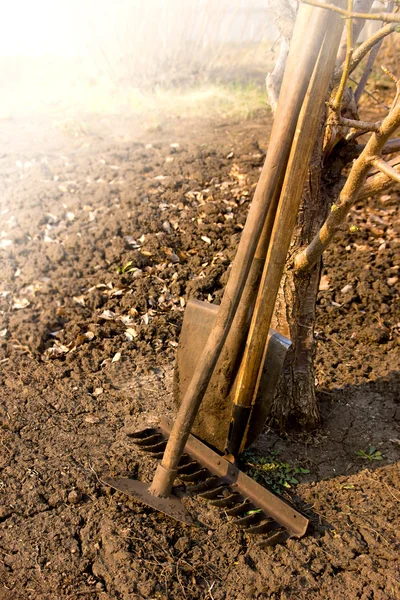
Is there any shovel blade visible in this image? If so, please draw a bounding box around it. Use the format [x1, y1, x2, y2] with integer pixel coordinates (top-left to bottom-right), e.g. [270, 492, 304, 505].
[174, 299, 290, 452]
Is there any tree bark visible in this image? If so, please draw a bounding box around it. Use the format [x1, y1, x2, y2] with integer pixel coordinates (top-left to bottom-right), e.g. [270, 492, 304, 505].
[269, 112, 343, 429]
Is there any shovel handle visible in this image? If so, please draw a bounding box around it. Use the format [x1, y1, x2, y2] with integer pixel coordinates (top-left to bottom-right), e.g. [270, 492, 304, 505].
[227, 4, 346, 457]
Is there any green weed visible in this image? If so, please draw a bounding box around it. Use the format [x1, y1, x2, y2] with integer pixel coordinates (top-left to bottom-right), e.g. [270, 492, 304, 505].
[356, 446, 383, 461]
[242, 449, 310, 495]
[117, 261, 136, 274]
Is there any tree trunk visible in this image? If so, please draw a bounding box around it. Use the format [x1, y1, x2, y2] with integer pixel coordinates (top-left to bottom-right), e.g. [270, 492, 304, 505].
[269, 116, 340, 430]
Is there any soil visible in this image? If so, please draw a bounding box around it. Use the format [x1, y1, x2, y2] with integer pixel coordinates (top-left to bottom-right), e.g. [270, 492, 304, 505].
[0, 108, 399, 600]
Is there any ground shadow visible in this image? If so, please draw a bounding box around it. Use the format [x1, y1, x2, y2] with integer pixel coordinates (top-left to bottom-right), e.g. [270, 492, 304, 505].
[252, 370, 400, 482]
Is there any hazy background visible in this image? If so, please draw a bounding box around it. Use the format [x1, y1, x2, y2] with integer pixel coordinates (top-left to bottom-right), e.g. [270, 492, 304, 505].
[1, 0, 279, 120]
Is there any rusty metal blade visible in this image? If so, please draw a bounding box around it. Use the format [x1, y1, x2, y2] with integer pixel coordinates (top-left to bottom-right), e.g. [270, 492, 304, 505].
[103, 477, 194, 526]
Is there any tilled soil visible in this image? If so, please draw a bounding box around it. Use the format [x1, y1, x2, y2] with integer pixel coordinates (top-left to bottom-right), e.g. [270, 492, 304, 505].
[0, 111, 399, 599]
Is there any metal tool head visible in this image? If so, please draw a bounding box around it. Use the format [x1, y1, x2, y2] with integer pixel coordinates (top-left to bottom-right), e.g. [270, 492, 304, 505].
[103, 477, 194, 526]
[125, 418, 309, 545]
[174, 299, 291, 452]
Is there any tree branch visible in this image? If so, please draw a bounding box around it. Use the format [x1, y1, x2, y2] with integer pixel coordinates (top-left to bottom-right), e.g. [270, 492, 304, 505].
[300, 0, 400, 22]
[358, 156, 400, 199]
[381, 137, 400, 154]
[266, 0, 297, 113]
[350, 23, 398, 77]
[370, 156, 400, 183]
[267, 0, 296, 39]
[354, 40, 382, 102]
[336, 0, 375, 63]
[332, 0, 354, 111]
[266, 38, 289, 114]
[294, 101, 400, 272]
[339, 116, 381, 131]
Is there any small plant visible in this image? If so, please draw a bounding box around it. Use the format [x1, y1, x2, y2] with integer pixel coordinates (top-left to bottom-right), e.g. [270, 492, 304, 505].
[356, 446, 383, 461]
[117, 261, 135, 274]
[242, 449, 310, 495]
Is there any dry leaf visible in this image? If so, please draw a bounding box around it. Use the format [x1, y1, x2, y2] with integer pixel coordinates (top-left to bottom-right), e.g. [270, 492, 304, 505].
[85, 414, 101, 423]
[45, 341, 70, 357]
[124, 236, 141, 248]
[99, 310, 116, 320]
[340, 284, 352, 294]
[73, 295, 86, 306]
[125, 328, 138, 341]
[319, 275, 331, 291]
[12, 297, 30, 310]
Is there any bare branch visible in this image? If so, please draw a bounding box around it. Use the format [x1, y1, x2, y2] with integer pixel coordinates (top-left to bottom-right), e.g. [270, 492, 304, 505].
[354, 40, 382, 102]
[300, 0, 400, 22]
[294, 101, 400, 272]
[370, 156, 400, 182]
[351, 23, 398, 75]
[336, 0, 375, 63]
[267, 0, 296, 39]
[342, 138, 400, 163]
[339, 116, 381, 131]
[332, 0, 354, 111]
[266, 1, 297, 113]
[266, 38, 289, 114]
[349, 75, 390, 109]
[353, 1, 395, 102]
[381, 137, 400, 154]
[359, 156, 400, 199]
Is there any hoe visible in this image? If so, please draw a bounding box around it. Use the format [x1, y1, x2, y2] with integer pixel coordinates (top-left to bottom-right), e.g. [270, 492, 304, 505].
[104, 2, 345, 546]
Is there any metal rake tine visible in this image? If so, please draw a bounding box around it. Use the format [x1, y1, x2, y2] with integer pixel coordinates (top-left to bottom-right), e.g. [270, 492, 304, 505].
[233, 511, 265, 528]
[127, 428, 158, 440]
[210, 492, 243, 508]
[186, 476, 221, 494]
[177, 454, 193, 467]
[177, 460, 202, 475]
[131, 434, 164, 447]
[139, 441, 167, 454]
[244, 519, 279, 535]
[255, 530, 292, 547]
[199, 485, 231, 500]
[225, 500, 255, 516]
[179, 468, 210, 483]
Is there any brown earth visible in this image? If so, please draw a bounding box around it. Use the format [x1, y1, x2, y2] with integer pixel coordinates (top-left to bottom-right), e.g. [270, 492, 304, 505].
[0, 109, 399, 600]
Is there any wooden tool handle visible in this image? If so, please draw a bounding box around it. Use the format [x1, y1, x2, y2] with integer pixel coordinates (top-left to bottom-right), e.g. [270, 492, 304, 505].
[227, 4, 346, 457]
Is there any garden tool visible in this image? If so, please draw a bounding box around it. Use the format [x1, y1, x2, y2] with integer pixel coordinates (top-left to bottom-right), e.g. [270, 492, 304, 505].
[103, 0, 345, 544]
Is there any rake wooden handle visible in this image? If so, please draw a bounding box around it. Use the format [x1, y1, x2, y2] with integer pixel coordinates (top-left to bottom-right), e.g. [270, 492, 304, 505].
[149, 1, 334, 499]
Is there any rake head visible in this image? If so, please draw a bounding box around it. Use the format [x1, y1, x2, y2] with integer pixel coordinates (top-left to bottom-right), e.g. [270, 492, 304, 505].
[105, 418, 308, 547]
